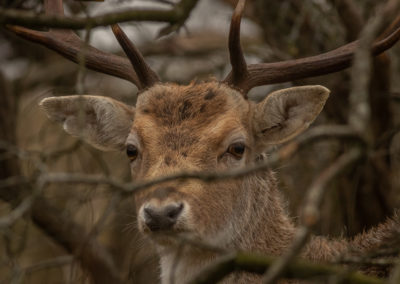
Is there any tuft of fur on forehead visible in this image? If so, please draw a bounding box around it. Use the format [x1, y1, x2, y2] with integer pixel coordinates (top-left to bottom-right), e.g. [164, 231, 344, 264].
[135, 81, 246, 128]
[130, 81, 250, 176]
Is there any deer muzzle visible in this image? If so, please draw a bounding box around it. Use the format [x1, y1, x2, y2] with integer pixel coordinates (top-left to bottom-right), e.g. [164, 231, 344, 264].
[143, 202, 184, 232]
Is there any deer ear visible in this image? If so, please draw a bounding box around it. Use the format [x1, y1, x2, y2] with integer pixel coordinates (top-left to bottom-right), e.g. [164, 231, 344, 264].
[253, 86, 329, 147]
[40, 95, 135, 151]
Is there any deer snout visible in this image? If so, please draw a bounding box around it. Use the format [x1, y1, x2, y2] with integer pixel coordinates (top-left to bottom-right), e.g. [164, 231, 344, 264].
[143, 203, 184, 232]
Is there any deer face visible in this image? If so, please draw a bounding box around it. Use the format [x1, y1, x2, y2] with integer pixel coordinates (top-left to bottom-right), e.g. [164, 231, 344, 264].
[40, 81, 329, 246]
[131, 82, 251, 244]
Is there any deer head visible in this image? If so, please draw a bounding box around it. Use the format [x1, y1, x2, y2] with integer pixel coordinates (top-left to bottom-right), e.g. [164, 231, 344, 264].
[10, 0, 400, 248]
[40, 80, 329, 246]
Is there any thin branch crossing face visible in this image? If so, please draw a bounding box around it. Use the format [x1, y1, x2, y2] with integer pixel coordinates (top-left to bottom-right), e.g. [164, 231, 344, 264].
[9, 0, 400, 283]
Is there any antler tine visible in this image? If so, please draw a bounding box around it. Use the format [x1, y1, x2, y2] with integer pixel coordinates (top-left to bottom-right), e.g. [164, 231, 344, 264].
[243, 25, 400, 93]
[7, 0, 142, 87]
[226, 0, 248, 90]
[379, 14, 400, 39]
[223, 11, 400, 94]
[111, 24, 160, 90]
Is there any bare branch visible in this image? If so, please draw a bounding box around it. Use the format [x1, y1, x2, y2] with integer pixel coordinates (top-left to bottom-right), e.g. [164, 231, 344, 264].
[37, 125, 363, 196]
[349, 0, 400, 134]
[0, 72, 122, 284]
[6, 0, 199, 86]
[262, 148, 363, 284]
[189, 251, 384, 284]
[0, 194, 35, 229]
[30, 197, 122, 284]
[339, 255, 398, 267]
[331, 0, 363, 40]
[302, 148, 363, 227]
[23, 255, 74, 275]
[0, 176, 29, 190]
[1, 0, 200, 29]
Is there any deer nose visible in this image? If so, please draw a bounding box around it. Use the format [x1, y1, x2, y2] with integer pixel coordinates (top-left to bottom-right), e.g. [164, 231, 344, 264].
[144, 203, 184, 232]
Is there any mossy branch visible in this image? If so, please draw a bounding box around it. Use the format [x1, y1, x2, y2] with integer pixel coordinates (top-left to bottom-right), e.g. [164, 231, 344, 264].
[190, 252, 384, 284]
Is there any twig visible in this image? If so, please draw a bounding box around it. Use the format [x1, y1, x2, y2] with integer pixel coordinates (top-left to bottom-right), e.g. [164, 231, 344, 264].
[349, 0, 400, 134]
[23, 255, 74, 274]
[42, 141, 82, 161]
[338, 255, 398, 267]
[0, 140, 48, 174]
[0, 124, 363, 283]
[331, 0, 363, 40]
[78, 192, 123, 254]
[262, 227, 310, 284]
[158, 233, 227, 254]
[262, 148, 363, 283]
[0, 0, 199, 29]
[0, 71, 120, 284]
[38, 125, 363, 194]
[76, 26, 91, 94]
[7, 255, 75, 284]
[302, 147, 363, 228]
[0, 195, 35, 229]
[0, 176, 29, 189]
[30, 197, 122, 284]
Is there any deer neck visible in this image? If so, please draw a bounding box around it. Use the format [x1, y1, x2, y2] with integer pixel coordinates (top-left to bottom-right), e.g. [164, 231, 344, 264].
[232, 170, 296, 254]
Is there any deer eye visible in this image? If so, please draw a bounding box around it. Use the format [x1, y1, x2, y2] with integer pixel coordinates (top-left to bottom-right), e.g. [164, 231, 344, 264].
[227, 142, 245, 159]
[126, 144, 139, 162]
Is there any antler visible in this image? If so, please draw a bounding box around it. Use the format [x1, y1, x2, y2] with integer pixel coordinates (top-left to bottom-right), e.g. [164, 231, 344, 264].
[224, 0, 400, 94]
[8, 0, 159, 90]
[227, 0, 248, 89]
[8, 0, 400, 94]
[111, 24, 160, 89]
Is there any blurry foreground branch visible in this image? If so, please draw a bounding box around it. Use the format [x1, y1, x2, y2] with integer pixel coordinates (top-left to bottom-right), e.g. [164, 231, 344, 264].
[262, 148, 363, 284]
[190, 251, 384, 284]
[349, 0, 400, 134]
[0, 123, 364, 283]
[1, 0, 199, 29]
[36, 125, 363, 195]
[0, 71, 122, 284]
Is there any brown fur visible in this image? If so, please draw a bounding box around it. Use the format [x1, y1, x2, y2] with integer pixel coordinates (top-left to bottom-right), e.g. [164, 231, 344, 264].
[40, 81, 399, 283]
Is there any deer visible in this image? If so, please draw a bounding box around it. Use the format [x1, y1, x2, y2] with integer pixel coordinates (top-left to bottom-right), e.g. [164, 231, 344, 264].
[8, 0, 400, 283]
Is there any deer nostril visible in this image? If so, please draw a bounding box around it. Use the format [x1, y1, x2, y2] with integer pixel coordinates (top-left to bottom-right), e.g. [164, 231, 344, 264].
[143, 203, 184, 232]
[166, 203, 184, 219]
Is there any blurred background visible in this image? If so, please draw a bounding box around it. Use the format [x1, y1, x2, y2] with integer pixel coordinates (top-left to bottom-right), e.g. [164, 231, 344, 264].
[0, 0, 400, 283]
